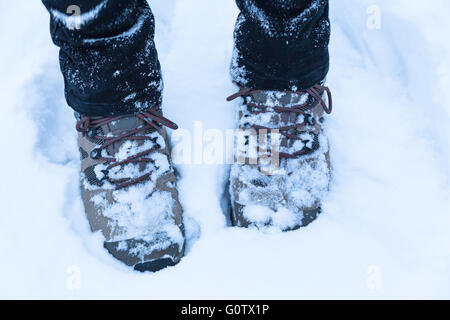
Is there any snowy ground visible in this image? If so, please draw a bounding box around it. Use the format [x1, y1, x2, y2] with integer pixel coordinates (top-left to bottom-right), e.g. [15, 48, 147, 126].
[1, 0, 449, 299]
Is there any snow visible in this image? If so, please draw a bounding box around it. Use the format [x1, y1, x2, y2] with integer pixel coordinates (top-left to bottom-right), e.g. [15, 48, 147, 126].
[0, 0, 449, 299]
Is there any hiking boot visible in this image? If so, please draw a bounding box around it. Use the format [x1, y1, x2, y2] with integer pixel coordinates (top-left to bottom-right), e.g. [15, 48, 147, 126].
[227, 84, 333, 231]
[75, 105, 185, 272]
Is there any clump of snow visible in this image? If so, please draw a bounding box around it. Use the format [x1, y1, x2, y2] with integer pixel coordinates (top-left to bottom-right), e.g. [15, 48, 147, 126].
[95, 188, 183, 249]
[244, 205, 302, 231]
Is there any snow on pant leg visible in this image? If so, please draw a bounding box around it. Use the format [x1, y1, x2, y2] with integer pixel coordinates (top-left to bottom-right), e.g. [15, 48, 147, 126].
[41, 0, 162, 116]
[232, 0, 330, 90]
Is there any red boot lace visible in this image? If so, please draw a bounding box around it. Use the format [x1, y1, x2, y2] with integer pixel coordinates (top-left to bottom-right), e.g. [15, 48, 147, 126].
[76, 105, 178, 190]
[227, 83, 332, 159]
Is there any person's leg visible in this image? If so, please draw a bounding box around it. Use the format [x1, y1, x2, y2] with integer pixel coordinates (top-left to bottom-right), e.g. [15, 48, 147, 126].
[42, 0, 162, 116]
[42, 0, 185, 272]
[232, 0, 330, 90]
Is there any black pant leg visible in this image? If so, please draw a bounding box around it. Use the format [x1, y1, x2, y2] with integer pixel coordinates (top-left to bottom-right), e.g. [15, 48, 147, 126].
[42, 0, 162, 116]
[232, 0, 330, 90]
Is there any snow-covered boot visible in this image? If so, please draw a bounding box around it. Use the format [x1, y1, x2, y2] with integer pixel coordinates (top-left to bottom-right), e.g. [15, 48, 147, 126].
[227, 84, 333, 231]
[75, 105, 185, 272]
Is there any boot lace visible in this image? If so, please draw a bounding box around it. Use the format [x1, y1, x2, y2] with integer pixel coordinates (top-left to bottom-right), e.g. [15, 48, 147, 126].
[76, 105, 178, 190]
[227, 83, 332, 159]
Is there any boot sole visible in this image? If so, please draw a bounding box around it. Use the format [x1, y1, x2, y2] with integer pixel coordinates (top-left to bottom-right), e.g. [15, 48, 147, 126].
[134, 258, 178, 273]
[104, 240, 184, 272]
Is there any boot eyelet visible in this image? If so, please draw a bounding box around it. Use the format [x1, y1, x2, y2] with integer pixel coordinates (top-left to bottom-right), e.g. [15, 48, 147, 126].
[307, 116, 316, 126]
[100, 169, 109, 181]
[87, 128, 97, 138]
[90, 149, 101, 160]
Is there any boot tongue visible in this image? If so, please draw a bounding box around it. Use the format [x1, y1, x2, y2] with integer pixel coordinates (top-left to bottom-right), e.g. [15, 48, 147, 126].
[247, 91, 311, 151]
[250, 91, 308, 108]
[248, 91, 308, 128]
[106, 117, 143, 135]
[101, 116, 148, 156]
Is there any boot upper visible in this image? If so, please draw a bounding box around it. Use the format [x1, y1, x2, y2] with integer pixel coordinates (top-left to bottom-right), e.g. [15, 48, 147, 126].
[76, 106, 184, 266]
[228, 84, 333, 231]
